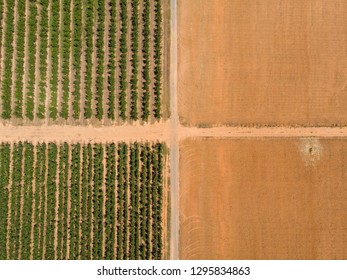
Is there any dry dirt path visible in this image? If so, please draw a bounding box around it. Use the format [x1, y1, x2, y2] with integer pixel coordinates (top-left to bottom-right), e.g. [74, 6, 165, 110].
[0, 122, 170, 143]
[169, 0, 179, 260]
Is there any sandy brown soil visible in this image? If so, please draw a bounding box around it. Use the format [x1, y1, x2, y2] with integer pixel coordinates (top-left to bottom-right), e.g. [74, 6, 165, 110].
[0, 121, 170, 143]
[179, 138, 347, 259]
[178, 0, 347, 127]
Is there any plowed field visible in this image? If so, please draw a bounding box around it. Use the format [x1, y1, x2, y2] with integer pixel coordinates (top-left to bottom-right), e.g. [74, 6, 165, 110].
[180, 138, 347, 259]
[178, 0, 347, 126]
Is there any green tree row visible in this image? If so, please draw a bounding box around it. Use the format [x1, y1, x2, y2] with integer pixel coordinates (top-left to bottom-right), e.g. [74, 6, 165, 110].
[1, 0, 15, 119]
[13, 0, 26, 118]
[57, 143, 69, 259]
[49, 0, 60, 120]
[130, 0, 139, 120]
[139, 145, 151, 259]
[93, 144, 104, 259]
[33, 143, 47, 260]
[141, 0, 151, 121]
[9, 143, 23, 259]
[69, 144, 81, 259]
[105, 143, 116, 259]
[83, 0, 94, 119]
[37, 0, 49, 119]
[153, 0, 163, 120]
[60, 0, 72, 120]
[81, 144, 93, 259]
[45, 143, 57, 259]
[21, 143, 34, 260]
[26, 2, 37, 120]
[129, 143, 140, 259]
[95, 0, 105, 120]
[72, 0, 83, 119]
[107, 0, 117, 120]
[119, 0, 128, 120]
[151, 143, 164, 259]
[0, 144, 11, 260]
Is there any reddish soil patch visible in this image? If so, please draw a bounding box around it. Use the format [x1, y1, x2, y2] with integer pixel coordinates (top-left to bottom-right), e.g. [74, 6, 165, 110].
[178, 0, 347, 127]
[179, 138, 347, 259]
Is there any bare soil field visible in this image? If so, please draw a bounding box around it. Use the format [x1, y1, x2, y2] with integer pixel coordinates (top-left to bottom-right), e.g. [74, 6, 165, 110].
[179, 138, 347, 259]
[178, 0, 347, 127]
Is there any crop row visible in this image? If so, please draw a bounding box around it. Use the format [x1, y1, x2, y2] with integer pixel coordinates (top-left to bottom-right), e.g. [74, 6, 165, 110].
[0, 0, 164, 123]
[0, 142, 166, 260]
[37, 1, 49, 119]
[26, 2, 37, 120]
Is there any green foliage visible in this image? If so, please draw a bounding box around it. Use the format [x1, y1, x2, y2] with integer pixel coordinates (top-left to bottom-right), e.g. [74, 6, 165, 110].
[129, 143, 140, 259]
[0, 144, 11, 260]
[116, 145, 124, 259]
[141, 0, 150, 121]
[105, 143, 116, 259]
[72, 0, 82, 119]
[84, 0, 94, 119]
[57, 143, 69, 259]
[21, 143, 34, 259]
[130, 0, 139, 120]
[151, 143, 164, 259]
[95, 0, 105, 120]
[13, 0, 26, 118]
[1, 0, 15, 119]
[26, 2, 37, 120]
[107, 0, 117, 120]
[81, 144, 93, 259]
[69, 144, 81, 259]
[119, 0, 128, 120]
[153, 0, 163, 120]
[45, 143, 57, 259]
[33, 143, 47, 260]
[0, 0, 163, 123]
[0, 141, 165, 260]
[60, 0, 71, 120]
[49, 0, 60, 120]
[139, 144, 151, 259]
[92, 144, 104, 259]
[37, 0, 49, 119]
[9, 143, 23, 259]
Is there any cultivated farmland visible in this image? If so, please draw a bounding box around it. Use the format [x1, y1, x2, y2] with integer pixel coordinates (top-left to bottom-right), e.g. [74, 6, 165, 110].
[179, 138, 347, 259]
[0, 141, 168, 260]
[178, 0, 347, 127]
[0, 0, 166, 125]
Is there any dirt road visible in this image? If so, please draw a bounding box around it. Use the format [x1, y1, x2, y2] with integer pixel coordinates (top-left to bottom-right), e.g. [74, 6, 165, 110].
[169, 0, 179, 260]
[0, 122, 170, 143]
